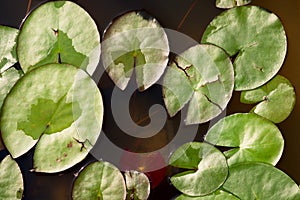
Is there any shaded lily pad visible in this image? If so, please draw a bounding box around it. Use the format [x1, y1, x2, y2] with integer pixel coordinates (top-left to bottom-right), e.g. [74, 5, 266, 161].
[223, 162, 300, 200]
[0, 25, 18, 73]
[216, 0, 251, 9]
[202, 6, 287, 91]
[163, 44, 234, 124]
[1, 64, 103, 173]
[72, 161, 126, 200]
[176, 190, 239, 200]
[240, 75, 296, 123]
[169, 142, 228, 197]
[125, 170, 150, 200]
[205, 113, 284, 166]
[0, 155, 24, 200]
[17, 1, 100, 75]
[102, 10, 169, 90]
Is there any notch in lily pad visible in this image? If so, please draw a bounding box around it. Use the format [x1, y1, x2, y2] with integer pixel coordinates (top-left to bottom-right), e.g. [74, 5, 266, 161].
[102, 10, 169, 91]
[125, 170, 150, 200]
[216, 0, 252, 9]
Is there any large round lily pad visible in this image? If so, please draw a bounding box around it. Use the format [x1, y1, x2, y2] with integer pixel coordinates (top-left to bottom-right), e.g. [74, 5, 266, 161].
[17, 1, 100, 75]
[205, 113, 284, 166]
[176, 190, 239, 200]
[163, 44, 234, 124]
[72, 161, 126, 200]
[1, 64, 103, 173]
[125, 170, 150, 200]
[216, 0, 251, 9]
[202, 6, 287, 91]
[102, 10, 169, 91]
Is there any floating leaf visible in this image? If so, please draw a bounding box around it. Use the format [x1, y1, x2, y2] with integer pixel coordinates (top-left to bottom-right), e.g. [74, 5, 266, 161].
[240, 75, 296, 123]
[1, 64, 103, 172]
[17, 1, 100, 75]
[125, 170, 150, 200]
[0, 25, 18, 73]
[223, 162, 300, 200]
[72, 161, 126, 200]
[169, 142, 228, 197]
[176, 190, 239, 200]
[0, 155, 24, 200]
[102, 10, 169, 90]
[163, 44, 234, 124]
[205, 113, 284, 166]
[202, 6, 287, 91]
[216, 0, 251, 9]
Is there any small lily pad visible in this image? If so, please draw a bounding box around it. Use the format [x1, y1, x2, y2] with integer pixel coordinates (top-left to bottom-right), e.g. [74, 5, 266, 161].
[125, 170, 150, 200]
[102, 10, 169, 90]
[223, 162, 300, 200]
[216, 0, 251, 9]
[0, 25, 18, 73]
[169, 142, 228, 197]
[202, 6, 287, 91]
[176, 190, 239, 200]
[17, 1, 100, 75]
[1, 64, 103, 173]
[205, 113, 284, 166]
[240, 75, 296, 123]
[72, 161, 126, 200]
[163, 44, 234, 124]
[0, 155, 24, 200]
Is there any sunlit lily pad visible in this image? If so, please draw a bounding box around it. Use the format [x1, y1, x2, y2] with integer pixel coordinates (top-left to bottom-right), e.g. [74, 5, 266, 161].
[163, 44, 234, 124]
[202, 6, 287, 91]
[125, 170, 150, 200]
[72, 161, 126, 200]
[240, 75, 296, 123]
[0, 25, 18, 73]
[223, 162, 300, 200]
[169, 142, 228, 196]
[1, 64, 103, 173]
[205, 113, 284, 166]
[102, 10, 169, 90]
[216, 0, 251, 9]
[17, 1, 100, 75]
[0, 155, 24, 200]
[176, 190, 239, 200]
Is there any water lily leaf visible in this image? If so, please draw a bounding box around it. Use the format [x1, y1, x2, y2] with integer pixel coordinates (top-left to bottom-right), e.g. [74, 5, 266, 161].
[163, 44, 234, 124]
[102, 11, 169, 91]
[72, 161, 126, 200]
[202, 6, 287, 91]
[0, 25, 18, 73]
[223, 162, 300, 200]
[125, 170, 150, 200]
[240, 75, 296, 123]
[1, 64, 103, 173]
[169, 142, 228, 197]
[205, 113, 284, 166]
[0, 155, 24, 200]
[176, 190, 239, 200]
[17, 1, 100, 75]
[216, 0, 251, 9]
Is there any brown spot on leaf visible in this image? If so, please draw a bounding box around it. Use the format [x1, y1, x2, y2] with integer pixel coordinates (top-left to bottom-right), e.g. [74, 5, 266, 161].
[56, 158, 61, 163]
[63, 153, 67, 157]
[67, 141, 73, 149]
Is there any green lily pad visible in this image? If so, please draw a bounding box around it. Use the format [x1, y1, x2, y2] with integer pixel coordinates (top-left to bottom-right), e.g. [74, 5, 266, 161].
[72, 161, 126, 200]
[102, 10, 169, 90]
[125, 170, 150, 200]
[0, 155, 24, 200]
[205, 113, 284, 166]
[1, 64, 103, 173]
[0, 25, 18, 73]
[17, 1, 100, 75]
[202, 6, 287, 91]
[223, 162, 300, 200]
[176, 190, 239, 200]
[216, 0, 251, 9]
[163, 44, 234, 124]
[240, 75, 296, 123]
[169, 142, 228, 197]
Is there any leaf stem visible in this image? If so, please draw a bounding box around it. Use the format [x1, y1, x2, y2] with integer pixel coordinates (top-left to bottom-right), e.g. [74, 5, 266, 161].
[26, 0, 32, 15]
[177, 0, 200, 30]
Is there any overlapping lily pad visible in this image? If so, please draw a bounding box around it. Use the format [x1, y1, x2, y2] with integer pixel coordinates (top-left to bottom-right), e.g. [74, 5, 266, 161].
[216, 0, 251, 9]
[176, 190, 239, 200]
[17, 1, 100, 75]
[125, 170, 150, 200]
[202, 6, 287, 91]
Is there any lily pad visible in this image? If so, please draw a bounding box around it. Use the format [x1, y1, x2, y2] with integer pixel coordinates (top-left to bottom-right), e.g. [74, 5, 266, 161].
[1, 64, 103, 173]
[176, 190, 239, 200]
[163, 44, 234, 124]
[169, 142, 228, 197]
[102, 10, 169, 90]
[0, 155, 24, 200]
[223, 162, 300, 200]
[216, 0, 251, 9]
[17, 1, 100, 75]
[125, 170, 150, 200]
[202, 6, 287, 91]
[240, 75, 296, 123]
[205, 113, 284, 166]
[72, 161, 126, 200]
[0, 25, 18, 73]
